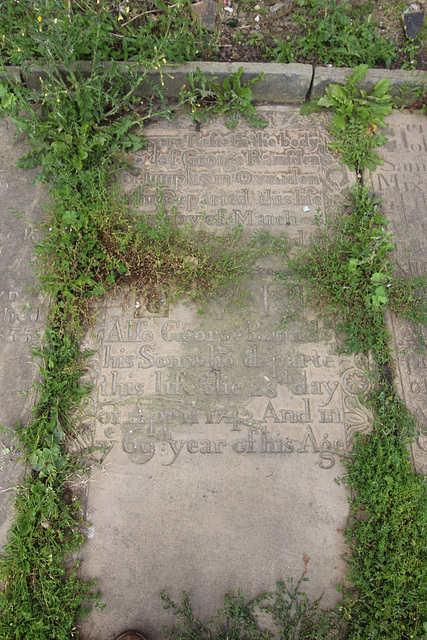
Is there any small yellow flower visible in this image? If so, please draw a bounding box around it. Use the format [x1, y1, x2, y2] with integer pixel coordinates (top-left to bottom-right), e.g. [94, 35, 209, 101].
[126, 5, 130, 12]
[39, 76, 44, 83]
[53, 18, 58, 24]
[118, 14, 123, 20]
[37, 16, 42, 22]
[21, 32, 25, 36]
[57, 98, 60, 102]
[17, 47, 21, 52]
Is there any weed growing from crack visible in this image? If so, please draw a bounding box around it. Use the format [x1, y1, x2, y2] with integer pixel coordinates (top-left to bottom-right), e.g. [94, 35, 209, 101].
[287, 180, 427, 362]
[1, 61, 147, 181]
[32, 167, 268, 333]
[0, 472, 103, 640]
[286, 185, 394, 364]
[301, 65, 392, 174]
[162, 570, 346, 640]
[179, 66, 268, 130]
[0, 328, 103, 640]
[409, 84, 427, 115]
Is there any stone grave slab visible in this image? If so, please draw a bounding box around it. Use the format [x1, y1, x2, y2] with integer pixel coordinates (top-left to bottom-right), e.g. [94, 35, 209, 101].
[79, 107, 373, 640]
[0, 119, 47, 551]
[372, 111, 427, 473]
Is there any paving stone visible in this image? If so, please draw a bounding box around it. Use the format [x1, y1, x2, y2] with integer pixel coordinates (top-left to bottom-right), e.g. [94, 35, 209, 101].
[78, 107, 372, 640]
[370, 110, 427, 473]
[17, 62, 427, 106]
[0, 119, 47, 551]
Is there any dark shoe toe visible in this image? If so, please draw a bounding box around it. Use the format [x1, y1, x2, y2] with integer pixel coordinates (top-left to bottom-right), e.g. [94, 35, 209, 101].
[113, 631, 147, 640]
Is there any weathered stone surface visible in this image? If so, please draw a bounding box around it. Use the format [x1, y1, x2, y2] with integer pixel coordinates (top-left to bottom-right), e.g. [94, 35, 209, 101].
[0, 71, 425, 640]
[372, 111, 427, 273]
[79, 108, 369, 640]
[120, 106, 352, 234]
[372, 111, 427, 472]
[0, 119, 47, 550]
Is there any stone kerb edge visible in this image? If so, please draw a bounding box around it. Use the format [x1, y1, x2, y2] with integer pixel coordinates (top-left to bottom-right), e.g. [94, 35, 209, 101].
[311, 66, 427, 106]
[5, 61, 427, 105]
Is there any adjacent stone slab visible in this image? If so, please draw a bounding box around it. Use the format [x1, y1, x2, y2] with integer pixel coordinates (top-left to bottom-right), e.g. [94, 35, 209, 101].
[0, 120, 47, 551]
[79, 108, 370, 640]
[372, 111, 427, 472]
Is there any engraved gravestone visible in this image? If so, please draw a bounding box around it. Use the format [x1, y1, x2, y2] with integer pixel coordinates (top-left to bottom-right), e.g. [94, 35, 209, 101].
[79, 107, 370, 640]
[371, 111, 427, 473]
[0, 119, 47, 549]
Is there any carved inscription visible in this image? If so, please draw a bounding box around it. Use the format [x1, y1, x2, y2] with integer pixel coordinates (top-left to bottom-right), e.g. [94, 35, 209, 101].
[121, 108, 350, 240]
[84, 289, 372, 471]
[0, 224, 44, 343]
[0, 287, 44, 343]
[373, 117, 427, 276]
